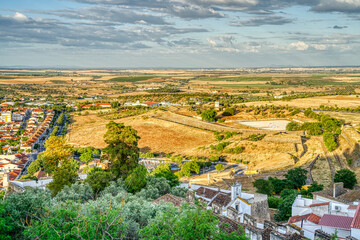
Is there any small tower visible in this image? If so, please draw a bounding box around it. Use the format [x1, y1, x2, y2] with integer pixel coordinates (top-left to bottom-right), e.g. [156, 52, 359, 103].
[3, 170, 9, 189]
[231, 181, 242, 200]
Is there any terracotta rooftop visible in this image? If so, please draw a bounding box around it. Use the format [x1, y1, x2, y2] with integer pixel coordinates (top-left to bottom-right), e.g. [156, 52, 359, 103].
[288, 214, 310, 224]
[309, 202, 329, 207]
[209, 193, 231, 208]
[196, 187, 219, 199]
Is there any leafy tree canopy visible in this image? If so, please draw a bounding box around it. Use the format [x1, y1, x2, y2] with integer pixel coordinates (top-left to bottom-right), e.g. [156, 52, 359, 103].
[334, 169, 357, 189]
[103, 121, 140, 178]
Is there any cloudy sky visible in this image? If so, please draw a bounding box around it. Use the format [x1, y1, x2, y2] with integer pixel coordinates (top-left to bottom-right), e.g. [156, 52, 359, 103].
[0, 0, 359, 68]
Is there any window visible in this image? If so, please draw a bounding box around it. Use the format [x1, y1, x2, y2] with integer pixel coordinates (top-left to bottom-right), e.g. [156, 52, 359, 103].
[235, 204, 239, 211]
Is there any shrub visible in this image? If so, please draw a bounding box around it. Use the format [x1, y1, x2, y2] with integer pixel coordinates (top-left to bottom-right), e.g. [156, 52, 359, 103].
[268, 196, 283, 209]
[201, 109, 217, 122]
[215, 164, 225, 172]
[334, 169, 357, 189]
[323, 132, 337, 151]
[247, 134, 266, 141]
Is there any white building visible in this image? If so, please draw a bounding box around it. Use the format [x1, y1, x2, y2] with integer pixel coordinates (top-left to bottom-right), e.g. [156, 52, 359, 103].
[189, 182, 270, 224]
[290, 182, 360, 239]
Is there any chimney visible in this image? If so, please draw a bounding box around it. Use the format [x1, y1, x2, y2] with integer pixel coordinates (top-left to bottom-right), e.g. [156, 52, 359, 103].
[333, 182, 344, 198]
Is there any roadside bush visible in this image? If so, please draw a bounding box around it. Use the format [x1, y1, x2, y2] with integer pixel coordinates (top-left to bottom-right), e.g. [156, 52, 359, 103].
[215, 164, 225, 172]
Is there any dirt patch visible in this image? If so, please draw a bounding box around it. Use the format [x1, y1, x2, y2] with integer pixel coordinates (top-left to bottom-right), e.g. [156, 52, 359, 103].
[67, 112, 215, 155]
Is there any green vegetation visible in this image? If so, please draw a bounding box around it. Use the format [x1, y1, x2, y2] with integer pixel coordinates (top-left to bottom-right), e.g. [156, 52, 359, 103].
[107, 76, 157, 82]
[103, 121, 140, 178]
[210, 142, 231, 152]
[225, 146, 245, 154]
[175, 161, 200, 177]
[247, 134, 266, 141]
[334, 169, 357, 189]
[287, 109, 344, 151]
[215, 164, 225, 171]
[214, 131, 237, 141]
[252, 168, 323, 221]
[151, 163, 179, 187]
[201, 109, 217, 122]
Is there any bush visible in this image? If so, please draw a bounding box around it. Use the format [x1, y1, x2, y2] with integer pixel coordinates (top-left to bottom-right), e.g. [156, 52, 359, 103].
[268, 197, 283, 209]
[247, 134, 266, 141]
[215, 164, 225, 172]
[253, 179, 273, 196]
[323, 132, 337, 151]
[226, 146, 244, 154]
[223, 108, 235, 116]
[201, 109, 217, 122]
[286, 122, 300, 131]
[334, 169, 357, 189]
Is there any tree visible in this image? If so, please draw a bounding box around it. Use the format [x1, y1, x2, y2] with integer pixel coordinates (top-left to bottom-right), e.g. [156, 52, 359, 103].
[223, 108, 235, 116]
[103, 121, 140, 178]
[268, 177, 293, 194]
[275, 189, 298, 221]
[1, 188, 51, 239]
[140, 204, 247, 240]
[54, 182, 94, 203]
[334, 169, 357, 189]
[26, 154, 45, 175]
[85, 168, 115, 196]
[47, 159, 79, 196]
[111, 101, 120, 108]
[79, 151, 93, 163]
[42, 136, 73, 172]
[286, 122, 300, 131]
[300, 182, 324, 198]
[201, 109, 217, 122]
[253, 179, 274, 196]
[151, 163, 179, 187]
[176, 161, 200, 177]
[323, 132, 338, 152]
[125, 165, 148, 193]
[215, 164, 225, 172]
[285, 167, 308, 190]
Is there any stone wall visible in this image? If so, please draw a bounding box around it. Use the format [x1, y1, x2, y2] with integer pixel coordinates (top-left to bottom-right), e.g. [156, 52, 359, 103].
[186, 190, 195, 204]
[252, 194, 271, 221]
[243, 213, 256, 227]
[314, 230, 332, 240]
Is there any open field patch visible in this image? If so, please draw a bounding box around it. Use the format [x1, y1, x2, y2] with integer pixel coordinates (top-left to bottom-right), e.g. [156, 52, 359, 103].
[234, 120, 291, 131]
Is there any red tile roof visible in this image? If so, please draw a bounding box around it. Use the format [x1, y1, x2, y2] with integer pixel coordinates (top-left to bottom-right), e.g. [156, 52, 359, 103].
[307, 213, 321, 224]
[142, 102, 158, 105]
[351, 204, 360, 229]
[288, 214, 310, 224]
[318, 214, 353, 230]
[348, 205, 358, 210]
[309, 202, 329, 207]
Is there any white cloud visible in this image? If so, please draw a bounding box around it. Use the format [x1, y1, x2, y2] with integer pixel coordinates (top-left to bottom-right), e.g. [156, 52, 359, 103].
[312, 44, 327, 50]
[289, 41, 309, 51]
[13, 12, 28, 21]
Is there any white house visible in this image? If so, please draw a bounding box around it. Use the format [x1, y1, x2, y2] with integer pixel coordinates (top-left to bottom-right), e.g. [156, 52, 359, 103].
[290, 182, 360, 239]
[190, 182, 270, 224]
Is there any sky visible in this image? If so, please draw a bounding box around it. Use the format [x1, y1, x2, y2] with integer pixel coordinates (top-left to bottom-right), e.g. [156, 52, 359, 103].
[0, 0, 359, 68]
